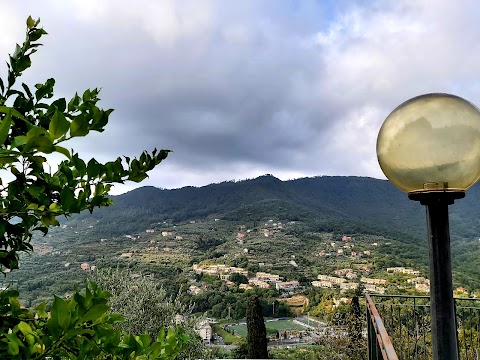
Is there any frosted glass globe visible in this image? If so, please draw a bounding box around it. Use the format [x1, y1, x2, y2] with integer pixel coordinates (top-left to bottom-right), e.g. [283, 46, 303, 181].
[377, 93, 480, 194]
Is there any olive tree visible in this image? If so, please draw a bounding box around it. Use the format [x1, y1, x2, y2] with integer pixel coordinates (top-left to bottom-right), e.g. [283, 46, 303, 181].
[93, 268, 213, 360]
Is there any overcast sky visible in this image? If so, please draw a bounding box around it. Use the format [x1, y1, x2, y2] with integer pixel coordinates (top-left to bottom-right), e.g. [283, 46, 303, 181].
[2, 1, 480, 194]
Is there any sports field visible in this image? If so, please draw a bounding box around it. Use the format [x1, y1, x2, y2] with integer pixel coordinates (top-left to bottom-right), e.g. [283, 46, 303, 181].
[227, 319, 309, 337]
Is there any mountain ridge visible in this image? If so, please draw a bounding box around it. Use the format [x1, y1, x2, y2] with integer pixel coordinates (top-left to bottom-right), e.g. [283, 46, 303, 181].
[69, 174, 480, 244]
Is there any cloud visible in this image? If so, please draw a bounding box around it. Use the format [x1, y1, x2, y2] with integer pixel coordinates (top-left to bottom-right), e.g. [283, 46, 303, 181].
[2, 1, 480, 193]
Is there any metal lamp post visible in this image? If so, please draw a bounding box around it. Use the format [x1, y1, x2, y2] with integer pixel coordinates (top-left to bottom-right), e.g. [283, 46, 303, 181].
[376, 93, 480, 360]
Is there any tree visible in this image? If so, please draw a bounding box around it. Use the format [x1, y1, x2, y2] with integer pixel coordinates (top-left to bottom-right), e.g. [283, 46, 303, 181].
[0, 17, 187, 359]
[92, 268, 213, 360]
[0, 16, 169, 272]
[346, 296, 366, 359]
[246, 295, 268, 359]
[230, 272, 249, 285]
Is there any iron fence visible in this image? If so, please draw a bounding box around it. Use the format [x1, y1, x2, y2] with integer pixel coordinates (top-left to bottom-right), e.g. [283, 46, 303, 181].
[369, 294, 480, 360]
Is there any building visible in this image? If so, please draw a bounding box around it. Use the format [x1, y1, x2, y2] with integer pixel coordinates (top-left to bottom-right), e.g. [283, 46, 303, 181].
[342, 235, 352, 241]
[312, 280, 333, 288]
[340, 282, 359, 290]
[161, 231, 173, 237]
[249, 279, 270, 288]
[334, 268, 354, 277]
[239, 283, 253, 290]
[192, 264, 248, 278]
[276, 281, 300, 291]
[407, 277, 430, 285]
[364, 284, 386, 294]
[317, 275, 345, 284]
[387, 267, 420, 275]
[361, 277, 387, 285]
[256, 272, 281, 282]
[346, 272, 357, 280]
[196, 320, 212, 345]
[188, 285, 203, 295]
[145, 229, 155, 233]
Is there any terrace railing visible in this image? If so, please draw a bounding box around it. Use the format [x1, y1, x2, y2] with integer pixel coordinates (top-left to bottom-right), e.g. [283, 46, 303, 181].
[367, 294, 480, 360]
[366, 293, 399, 360]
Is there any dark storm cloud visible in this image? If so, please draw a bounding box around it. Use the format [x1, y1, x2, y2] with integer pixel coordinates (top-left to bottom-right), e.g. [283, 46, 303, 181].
[3, 1, 480, 192]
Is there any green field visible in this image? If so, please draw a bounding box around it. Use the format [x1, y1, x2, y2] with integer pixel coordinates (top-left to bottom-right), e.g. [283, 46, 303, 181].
[227, 319, 309, 337]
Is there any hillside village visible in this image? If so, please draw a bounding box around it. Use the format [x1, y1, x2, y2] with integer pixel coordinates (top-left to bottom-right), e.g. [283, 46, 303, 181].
[4, 211, 477, 351]
[143, 220, 434, 297]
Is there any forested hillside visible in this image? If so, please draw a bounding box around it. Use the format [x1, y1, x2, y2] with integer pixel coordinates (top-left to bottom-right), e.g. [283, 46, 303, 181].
[7, 175, 480, 305]
[68, 174, 480, 242]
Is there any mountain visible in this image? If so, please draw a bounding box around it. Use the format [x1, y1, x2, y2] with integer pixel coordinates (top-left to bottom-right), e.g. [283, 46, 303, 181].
[9, 175, 480, 305]
[69, 174, 480, 242]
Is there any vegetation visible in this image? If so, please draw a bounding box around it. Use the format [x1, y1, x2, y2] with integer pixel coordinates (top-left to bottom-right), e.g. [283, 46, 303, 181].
[0, 17, 192, 359]
[92, 268, 211, 360]
[0, 282, 189, 359]
[246, 295, 268, 359]
[0, 17, 168, 272]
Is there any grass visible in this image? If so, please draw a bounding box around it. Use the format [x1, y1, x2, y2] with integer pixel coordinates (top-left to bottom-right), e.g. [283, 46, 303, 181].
[211, 323, 243, 345]
[226, 319, 309, 337]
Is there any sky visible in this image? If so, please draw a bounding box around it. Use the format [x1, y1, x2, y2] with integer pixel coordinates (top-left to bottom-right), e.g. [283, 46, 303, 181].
[2, 0, 480, 194]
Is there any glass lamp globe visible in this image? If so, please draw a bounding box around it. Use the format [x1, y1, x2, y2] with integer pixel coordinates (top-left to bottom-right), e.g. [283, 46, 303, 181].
[377, 93, 480, 194]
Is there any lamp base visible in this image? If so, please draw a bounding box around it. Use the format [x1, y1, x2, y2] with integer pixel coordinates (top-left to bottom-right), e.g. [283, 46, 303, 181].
[408, 191, 465, 205]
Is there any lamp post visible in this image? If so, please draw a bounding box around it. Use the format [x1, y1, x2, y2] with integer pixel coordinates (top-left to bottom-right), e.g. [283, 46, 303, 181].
[376, 93, 480, 360]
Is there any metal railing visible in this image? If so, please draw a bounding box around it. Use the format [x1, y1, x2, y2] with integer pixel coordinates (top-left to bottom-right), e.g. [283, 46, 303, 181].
[368, 294, 480, 360]
[367, 293, 400, 360]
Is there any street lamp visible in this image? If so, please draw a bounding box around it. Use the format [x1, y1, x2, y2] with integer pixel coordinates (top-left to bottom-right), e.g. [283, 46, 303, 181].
[376, 93, 480, 360]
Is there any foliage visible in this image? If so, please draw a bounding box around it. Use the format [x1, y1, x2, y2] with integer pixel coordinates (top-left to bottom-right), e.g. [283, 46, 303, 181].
[0, 16, 169, 271]
[246, 295, 268, 359]
[345, 297, 367, 359]
[92, 268, 212, 360]
[0, 16, 195, 360]
[191, 287, 291, 320]
[229, 272, 248, 285]
[0, 281, 189, 359]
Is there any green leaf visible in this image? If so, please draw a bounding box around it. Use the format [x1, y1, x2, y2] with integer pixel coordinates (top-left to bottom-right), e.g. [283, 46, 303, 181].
[17, 321, 33, 335]
[0, 106, 28, 122]
[0, 109, 12, 145]
[11, 135, 27, 148]
[7, 340, 19, 355]
[21, 83, 33, 99]
[72, 154, 87, 176]
[15, 55, 31, 73]
[54, 145, 71, 159]
[82, 89, 91, 102]
[26, 185, 44, 197]
[51, 295, 71, 330]
[87, 159, 101, 178]
[26, 16, 35, 29]
[70, 115, 89, 137]
[24, 135, 55, 153]
[26, 126, 48, 138]
[77, 303, 109, 324]
[67, 93, 81, 112]
[29, 28, 47, 42]
[0, 155, 17, 165]
[60, 187, 75, 210]
[35, 78, 54, 101]
[49, 110, 69, 139]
